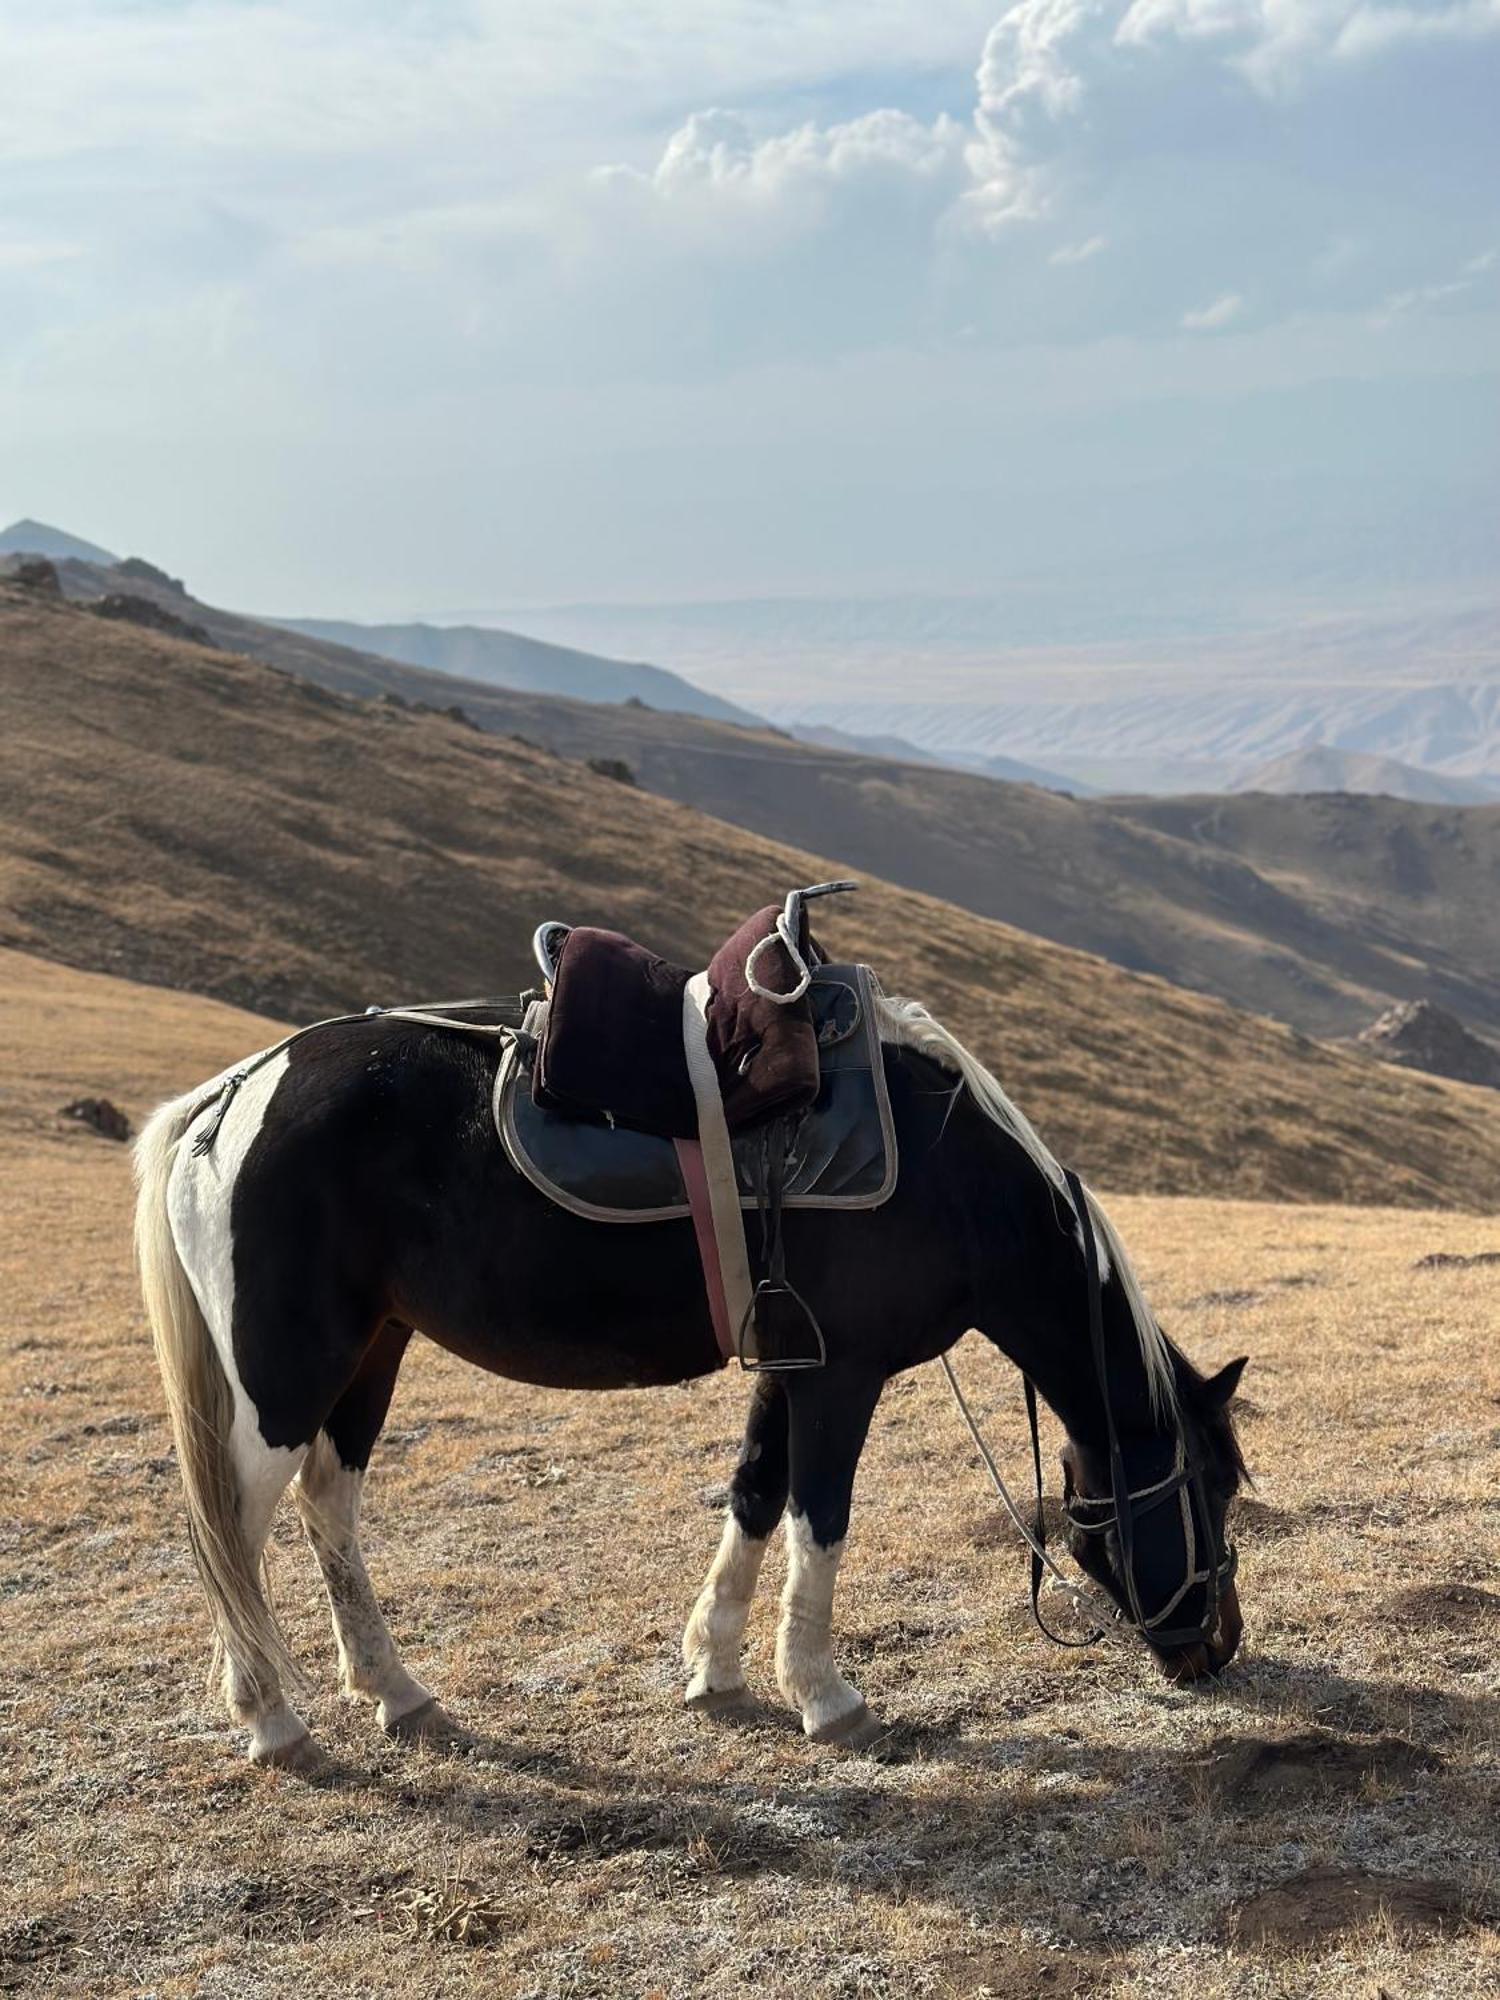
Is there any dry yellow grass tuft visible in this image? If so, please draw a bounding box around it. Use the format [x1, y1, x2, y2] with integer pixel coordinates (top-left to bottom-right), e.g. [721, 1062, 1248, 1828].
[2, 950, 1497, 1997]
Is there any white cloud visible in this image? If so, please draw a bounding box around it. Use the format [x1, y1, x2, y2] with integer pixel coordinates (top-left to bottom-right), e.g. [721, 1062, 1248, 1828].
[1372, 245, 1499, 324]
[1050, 233, 1107, 263]
[0, 237, 80, 271]
[1337, 1, 1500, 59]
[603, 106, 969, 220]
[965, 0, 1110, 226]
[1181, 290, 1245, 329]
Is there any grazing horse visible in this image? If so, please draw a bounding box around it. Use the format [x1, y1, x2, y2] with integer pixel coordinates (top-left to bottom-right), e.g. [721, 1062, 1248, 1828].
[134, 988, 1246, 1766]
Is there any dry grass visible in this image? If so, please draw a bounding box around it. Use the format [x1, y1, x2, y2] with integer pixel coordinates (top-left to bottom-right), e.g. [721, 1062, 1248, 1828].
[2, 950, 1498, 1998]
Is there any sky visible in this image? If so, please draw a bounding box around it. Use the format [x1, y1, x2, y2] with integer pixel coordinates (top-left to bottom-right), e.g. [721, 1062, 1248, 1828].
[1, 0, 1497, 627]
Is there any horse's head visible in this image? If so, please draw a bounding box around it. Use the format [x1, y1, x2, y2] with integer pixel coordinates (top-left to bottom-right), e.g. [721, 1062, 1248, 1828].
[1061, 1354, 1247, 1683]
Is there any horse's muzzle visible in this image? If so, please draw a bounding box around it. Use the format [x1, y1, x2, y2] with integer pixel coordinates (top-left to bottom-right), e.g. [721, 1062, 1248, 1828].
[1155, 1579, 1243, 1684]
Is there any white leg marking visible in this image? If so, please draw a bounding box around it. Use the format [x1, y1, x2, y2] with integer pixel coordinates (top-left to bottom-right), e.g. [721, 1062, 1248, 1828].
[166, 1051, 312, 1758]
[297, 1433, 433, 1730]
[682, 1514, 767, 1702]
[775, 1512, 867, 1739]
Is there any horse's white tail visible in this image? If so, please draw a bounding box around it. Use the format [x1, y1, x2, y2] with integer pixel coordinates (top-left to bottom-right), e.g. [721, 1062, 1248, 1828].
[133, 1091, 300, 1697]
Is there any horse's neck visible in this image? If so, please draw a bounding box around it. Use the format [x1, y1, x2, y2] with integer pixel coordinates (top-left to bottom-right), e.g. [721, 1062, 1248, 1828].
[948, 1097, 1159, 1448]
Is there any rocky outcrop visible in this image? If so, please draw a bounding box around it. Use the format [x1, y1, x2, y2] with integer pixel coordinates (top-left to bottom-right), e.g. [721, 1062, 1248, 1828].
[1354, 999, 1500, 1091]
[60, 1097, 133, 1141]
[0, 555, 61, 595]
[86, 592, 210, 646]
[114, 556, 188, 595]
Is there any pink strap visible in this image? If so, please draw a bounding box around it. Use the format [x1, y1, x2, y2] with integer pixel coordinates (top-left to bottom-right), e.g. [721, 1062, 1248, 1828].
[674, 1137, 737, 1364]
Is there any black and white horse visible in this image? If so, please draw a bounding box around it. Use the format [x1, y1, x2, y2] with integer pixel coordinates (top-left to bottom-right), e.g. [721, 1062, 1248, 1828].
[134, 988, 1246, 1766]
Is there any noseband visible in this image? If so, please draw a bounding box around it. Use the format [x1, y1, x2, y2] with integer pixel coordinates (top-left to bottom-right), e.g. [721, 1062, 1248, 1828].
[942, 1168, 1237, 1657]
[1060, 1441, 1238, 1653]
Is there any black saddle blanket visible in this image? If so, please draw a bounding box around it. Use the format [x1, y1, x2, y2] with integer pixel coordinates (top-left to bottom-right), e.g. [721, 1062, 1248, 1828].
[497, 965, 896, 1222]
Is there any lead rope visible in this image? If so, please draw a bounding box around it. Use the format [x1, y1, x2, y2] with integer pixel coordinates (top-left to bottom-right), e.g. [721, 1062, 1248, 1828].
[938, 1351, 1115, 1643]
[943, 1164, 1233, 1656]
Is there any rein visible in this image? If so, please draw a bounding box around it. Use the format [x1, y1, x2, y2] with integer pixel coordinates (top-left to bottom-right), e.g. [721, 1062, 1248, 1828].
[941, 1166, 1236, 1658]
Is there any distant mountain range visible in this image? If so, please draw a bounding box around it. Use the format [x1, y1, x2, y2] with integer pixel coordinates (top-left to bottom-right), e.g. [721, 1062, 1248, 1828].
[472, 594, 1500, 797]
[8, 519, 1496, 802]
[1233, 745, 1499, 807]
[781, 669, 1500, 796]
[788, 723, 1088, 794]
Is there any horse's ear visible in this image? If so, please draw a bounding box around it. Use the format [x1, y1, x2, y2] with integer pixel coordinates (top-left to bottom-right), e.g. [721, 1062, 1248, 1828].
[1203, 1356, 1248, 1407]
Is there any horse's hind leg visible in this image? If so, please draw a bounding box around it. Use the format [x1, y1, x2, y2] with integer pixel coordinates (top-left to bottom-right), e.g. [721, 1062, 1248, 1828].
[295, 1321, 447, 1739]
[775, 1368, 884, 1747]
[683, 1376, 788, 1708]
[220, 1424, 314, 1766]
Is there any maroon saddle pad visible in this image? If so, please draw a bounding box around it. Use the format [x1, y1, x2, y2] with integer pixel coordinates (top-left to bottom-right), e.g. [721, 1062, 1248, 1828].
[532, 906, 822, 1139]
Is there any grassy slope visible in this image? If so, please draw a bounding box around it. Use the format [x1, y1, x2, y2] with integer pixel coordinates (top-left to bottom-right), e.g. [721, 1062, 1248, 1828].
[3, 949, 1497, 1998]
[5, 581, 1500, 1209]
[50, 560, 1500, 1041]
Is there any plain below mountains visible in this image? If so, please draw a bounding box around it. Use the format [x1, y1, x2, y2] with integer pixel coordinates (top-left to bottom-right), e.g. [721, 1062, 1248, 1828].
[14, 539, 1500, 1051]
[8, 573, 1500, 1210]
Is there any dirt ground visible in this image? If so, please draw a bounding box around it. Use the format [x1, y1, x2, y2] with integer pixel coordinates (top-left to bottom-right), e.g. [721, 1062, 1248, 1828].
[2, 950, 1497, 1998]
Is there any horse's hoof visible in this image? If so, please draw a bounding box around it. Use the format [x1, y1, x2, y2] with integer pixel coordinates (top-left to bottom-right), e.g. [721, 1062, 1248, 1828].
[685, 1683, 752, 1718]
[252, 1729, 321, 1773]
[382, 1696, 465, 1745]
[809, 1700, 883, 1751]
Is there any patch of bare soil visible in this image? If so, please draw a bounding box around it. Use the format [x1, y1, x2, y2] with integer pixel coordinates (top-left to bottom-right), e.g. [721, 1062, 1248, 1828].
[0, 1918, 76, 1993]
[1228, 1866, 1474, 1946]
[1197, 1730, 1440, 1807]
[1387, 1583, 1500, 1630]
[931, 1944, 1115, 1998]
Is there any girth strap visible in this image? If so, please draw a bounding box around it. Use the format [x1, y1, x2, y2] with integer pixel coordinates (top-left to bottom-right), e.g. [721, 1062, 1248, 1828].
[680, 972, 755, 1363]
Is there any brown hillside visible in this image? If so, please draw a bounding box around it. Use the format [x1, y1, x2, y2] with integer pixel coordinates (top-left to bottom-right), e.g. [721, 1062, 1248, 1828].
[5, 580, 1500, 1208]
[49, 554, 1500, 1042]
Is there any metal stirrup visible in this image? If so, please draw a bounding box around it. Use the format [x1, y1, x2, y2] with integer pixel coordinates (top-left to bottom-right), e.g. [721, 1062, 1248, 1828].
[744, 881, 858, 1004]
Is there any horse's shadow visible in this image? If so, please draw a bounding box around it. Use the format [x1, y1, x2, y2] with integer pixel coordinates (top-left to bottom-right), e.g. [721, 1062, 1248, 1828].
[286, 1646, 1492, 1941]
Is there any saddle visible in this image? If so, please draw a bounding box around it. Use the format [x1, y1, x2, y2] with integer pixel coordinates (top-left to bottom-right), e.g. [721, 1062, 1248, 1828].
[508, 884, 896, 1370]
[531, 884, 844, 1138]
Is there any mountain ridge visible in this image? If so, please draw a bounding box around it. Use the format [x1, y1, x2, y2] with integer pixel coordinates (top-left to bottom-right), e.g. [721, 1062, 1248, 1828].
[0, 517, 120, 566]
[279, 615, 762, 727]
[1231, 744, 1499, 806]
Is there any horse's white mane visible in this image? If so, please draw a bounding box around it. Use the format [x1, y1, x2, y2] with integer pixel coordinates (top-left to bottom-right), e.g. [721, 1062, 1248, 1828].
[874, 992, 1177, 1416]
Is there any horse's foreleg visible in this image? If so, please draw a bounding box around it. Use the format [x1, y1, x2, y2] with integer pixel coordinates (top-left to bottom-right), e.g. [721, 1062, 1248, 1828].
[295, 1322, 447, 1739]
[775, 1368, 884, 1746]
[683, 1375, 788, 1707]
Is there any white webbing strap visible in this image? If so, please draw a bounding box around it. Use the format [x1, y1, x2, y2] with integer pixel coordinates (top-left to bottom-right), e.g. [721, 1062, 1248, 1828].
[681, 973, 755, 1355]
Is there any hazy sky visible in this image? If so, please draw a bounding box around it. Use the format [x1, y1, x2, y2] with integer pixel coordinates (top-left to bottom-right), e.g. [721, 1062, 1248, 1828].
[2, 1, 1496, 623]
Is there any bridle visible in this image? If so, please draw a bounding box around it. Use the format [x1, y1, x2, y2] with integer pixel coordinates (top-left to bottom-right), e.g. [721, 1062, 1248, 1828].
[942, 1167, 1237, 1658]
